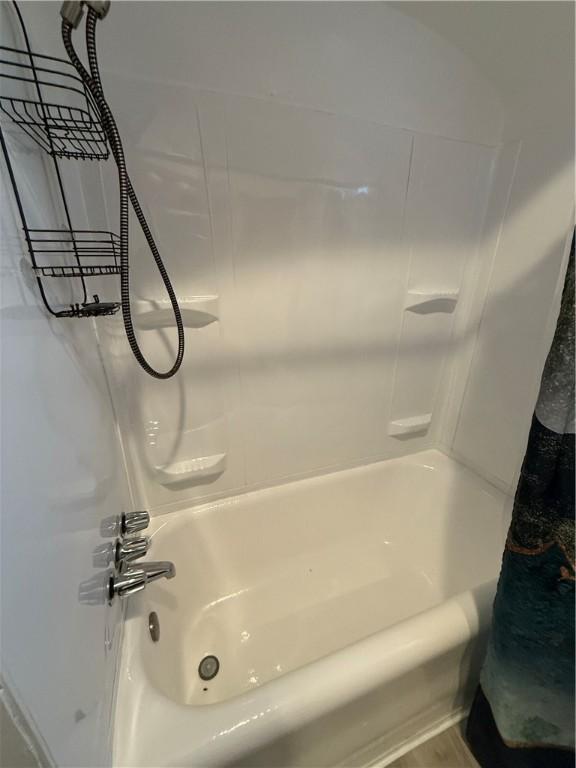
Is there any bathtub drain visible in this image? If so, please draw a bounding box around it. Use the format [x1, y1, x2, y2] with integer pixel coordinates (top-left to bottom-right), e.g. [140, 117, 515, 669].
[198, 655, 220, 681]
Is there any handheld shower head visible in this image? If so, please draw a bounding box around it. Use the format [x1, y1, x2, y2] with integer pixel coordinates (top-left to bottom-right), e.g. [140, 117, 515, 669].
[61, 2, 186, 379]
[60, 1, 110, 29]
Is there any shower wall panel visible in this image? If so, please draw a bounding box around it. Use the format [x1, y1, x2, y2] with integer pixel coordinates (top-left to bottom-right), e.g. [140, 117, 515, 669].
[87, 84, 497, 513]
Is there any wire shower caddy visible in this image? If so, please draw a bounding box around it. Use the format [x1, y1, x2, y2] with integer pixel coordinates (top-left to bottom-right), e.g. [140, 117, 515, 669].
[0, 2, 120, 318]
[0, 44, 109, 160]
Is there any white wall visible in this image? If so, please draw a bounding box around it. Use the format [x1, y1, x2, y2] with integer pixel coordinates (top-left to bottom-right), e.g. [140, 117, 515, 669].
[0, 5, 127, 765]
[428, 1, 575, 490]
[450, 134, 573, 489]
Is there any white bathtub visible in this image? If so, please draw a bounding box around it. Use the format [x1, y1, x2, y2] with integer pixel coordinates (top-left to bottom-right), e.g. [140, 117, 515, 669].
[115, 449, 510, 767]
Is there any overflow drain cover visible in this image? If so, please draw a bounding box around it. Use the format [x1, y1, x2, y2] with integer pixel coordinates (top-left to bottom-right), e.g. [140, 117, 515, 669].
[148, 612, 160, 642]
[198, 655, 220, 681]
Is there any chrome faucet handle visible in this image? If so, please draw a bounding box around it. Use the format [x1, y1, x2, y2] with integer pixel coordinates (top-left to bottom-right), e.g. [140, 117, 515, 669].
[121, 511, 150, 536]
[115, 536, 150, 565]
[108, 567, 146, 600]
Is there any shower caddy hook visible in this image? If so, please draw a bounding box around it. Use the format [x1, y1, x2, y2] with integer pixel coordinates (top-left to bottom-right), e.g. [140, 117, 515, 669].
[0, 0, 185, 379]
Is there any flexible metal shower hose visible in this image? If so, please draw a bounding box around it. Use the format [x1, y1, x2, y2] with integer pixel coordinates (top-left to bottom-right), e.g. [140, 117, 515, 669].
[62, 9, 185, 379]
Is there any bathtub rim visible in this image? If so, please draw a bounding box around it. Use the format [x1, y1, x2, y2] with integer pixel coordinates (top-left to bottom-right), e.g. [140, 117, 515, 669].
[145, 447, 511, 521]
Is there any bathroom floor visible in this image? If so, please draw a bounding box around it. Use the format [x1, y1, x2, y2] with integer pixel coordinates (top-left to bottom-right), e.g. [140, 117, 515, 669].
[389, 724, 479, 767]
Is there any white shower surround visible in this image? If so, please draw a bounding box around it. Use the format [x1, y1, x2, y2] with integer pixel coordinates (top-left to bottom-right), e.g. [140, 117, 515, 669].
[77, 0, 572, 514]
[95, 91, 503, 510]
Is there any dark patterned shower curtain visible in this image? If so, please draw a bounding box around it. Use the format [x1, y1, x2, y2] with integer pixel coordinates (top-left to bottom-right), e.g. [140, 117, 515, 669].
[466, 235, 575, 768]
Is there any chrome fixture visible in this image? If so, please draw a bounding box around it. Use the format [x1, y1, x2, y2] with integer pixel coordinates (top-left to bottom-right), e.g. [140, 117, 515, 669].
[140, 561, 176, 582]
[109, 565, 147, 599]
[121, 510, 150, 535]
[115, 513, 151, 569]
[109, 510, 175, 600]
[115, 536, 150, 565]
[109, 562, 176, 601]
[148, 611, 160, 643]
[198, 655, 220, 681]
[60, 0, 110, 29]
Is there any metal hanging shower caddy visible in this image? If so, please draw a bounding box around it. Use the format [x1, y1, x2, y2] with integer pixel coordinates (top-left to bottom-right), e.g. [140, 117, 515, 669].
[0, 1, 120, 318]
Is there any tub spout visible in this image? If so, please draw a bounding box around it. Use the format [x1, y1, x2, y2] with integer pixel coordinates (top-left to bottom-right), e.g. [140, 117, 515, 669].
[109, 561, 176, 600]
[141, 561, 176, 583]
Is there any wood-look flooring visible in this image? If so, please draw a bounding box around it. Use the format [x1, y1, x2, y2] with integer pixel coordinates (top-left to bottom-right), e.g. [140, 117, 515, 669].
[388, 723, 480, 768]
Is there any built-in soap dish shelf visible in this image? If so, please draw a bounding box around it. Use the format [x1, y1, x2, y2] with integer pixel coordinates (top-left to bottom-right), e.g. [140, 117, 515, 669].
[154, 452, 227, 487]
[135, 296, 219, 330]
[388, 413, 432, 438]
[404, 290, 459, 314]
